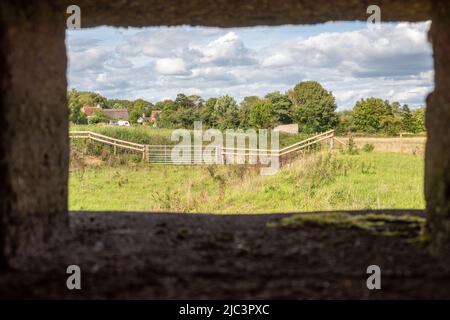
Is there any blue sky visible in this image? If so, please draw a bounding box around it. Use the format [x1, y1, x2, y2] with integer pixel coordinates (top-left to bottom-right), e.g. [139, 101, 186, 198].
[66, 21, 432, 110]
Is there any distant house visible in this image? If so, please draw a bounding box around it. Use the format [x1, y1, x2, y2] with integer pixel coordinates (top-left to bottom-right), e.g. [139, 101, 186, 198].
[103, 108, 129, 120]
[80, 104, 129, 121]
[150, 110, 162, 122]
[80, 104, 102, 116]
[137, 110, 162, 126]
[137, 113, 150, 124]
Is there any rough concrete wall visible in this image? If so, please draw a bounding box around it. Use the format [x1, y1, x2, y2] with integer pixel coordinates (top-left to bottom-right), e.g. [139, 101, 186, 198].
[425, 1, 450, 263]
[73, 0, 430, 27]
[0, 0, 446, 270]
[0, 2, 69, 269]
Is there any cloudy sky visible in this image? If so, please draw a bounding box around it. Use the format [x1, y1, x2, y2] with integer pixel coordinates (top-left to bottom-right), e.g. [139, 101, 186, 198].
[66, 21, 433, 110]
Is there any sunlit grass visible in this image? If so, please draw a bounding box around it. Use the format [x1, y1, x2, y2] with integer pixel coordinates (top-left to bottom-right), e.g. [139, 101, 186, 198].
[69, 150, 424, 213]
[70, 124, 309, 148]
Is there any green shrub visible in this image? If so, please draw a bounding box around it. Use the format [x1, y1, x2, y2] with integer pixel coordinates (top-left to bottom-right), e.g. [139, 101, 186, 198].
[299, 153, 353, 193]
[362, 143, 375, 153]
[360, 161, 376, 175]
[346, 137, 359, 155]
[87, 111, 111, 124]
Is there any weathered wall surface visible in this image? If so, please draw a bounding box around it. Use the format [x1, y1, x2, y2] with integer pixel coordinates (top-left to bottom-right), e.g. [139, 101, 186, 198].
[425, 1, 450, 263]
[0, 2, 69, 268]
[1, 0, 450, 268]
[74, 0, 430, 27]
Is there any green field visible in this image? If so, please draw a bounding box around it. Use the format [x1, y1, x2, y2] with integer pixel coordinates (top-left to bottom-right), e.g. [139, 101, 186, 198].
[69, 150, 425, 213]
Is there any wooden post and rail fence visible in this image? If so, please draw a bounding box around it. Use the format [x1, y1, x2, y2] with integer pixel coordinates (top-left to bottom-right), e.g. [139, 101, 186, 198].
[69, 129, 345, 168]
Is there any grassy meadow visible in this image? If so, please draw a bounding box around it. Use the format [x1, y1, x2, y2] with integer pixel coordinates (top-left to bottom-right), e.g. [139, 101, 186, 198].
[69, 149, 425, 213]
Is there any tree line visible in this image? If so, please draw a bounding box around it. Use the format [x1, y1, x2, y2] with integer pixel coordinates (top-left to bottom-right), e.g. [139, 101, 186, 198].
[68, 81, 426, 135]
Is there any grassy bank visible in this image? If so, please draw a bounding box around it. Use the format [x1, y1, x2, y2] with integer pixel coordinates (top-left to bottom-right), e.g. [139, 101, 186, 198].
[71, 124, 175, 145]
[69, 151, 424, 213]
[70, 124, 310, 148]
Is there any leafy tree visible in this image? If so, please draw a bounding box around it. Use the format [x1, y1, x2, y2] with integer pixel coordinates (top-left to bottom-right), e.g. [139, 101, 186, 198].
[188, 95, 204, 108]
[75, 91, 108, 107]
[412, 107, 426, 133]
[351, 98, 425, 135]
[156, 99, 177, 112]
[288, 81, 338, 133]
[400, 104, 415, 133]
[353, 98, 391, 133]
[89, 93, 107, 106]
[157, 99, 180, 128]
[265, 91, 292, 124]
[154, 94, 204, 128]
[68, 89, 87, 124]
[133, 98, 151, 111]
[158, 112, 176, 128]
[239, 96, 260, 128]
[129, 98, 151, 124]
[336, 110, 356, 135]
[107, 99, 133, 109]
[175, 93, 195, 109]
[177, 108, 197, 128]
[212, 95, 240, 129]
[198, 97, 218, 127]
[380, 114, 403, 135]
[129, 106, 145, 124]
[390, 101, 402, 116]
[248, 99, 275, 129]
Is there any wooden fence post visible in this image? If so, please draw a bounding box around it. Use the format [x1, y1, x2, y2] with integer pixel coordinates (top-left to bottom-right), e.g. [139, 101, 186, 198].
[164, 145, 167, 163]
[143, 145, 149, 161]
[400, 132, 403, 153]
[215, 146, 221, 164]
[329, 134, 334, 150]
[219, 146, 225, 164]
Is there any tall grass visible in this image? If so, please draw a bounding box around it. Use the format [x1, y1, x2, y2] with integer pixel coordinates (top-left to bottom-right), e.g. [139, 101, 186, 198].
[69, 150, 424, 213]
[71, 124, 174, 145]
[70, 124, 310, 148]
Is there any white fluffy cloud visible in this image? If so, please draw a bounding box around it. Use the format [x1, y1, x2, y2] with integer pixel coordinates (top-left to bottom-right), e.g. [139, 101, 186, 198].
[66, 22, 433, 109]
[200, 32, 256, 66]
[155, 58, 189, 75]
[69, 47, 110, 72]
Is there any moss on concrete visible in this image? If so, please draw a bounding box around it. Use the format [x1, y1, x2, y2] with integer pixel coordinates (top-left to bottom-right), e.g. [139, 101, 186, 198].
[270, 213, 425, 239]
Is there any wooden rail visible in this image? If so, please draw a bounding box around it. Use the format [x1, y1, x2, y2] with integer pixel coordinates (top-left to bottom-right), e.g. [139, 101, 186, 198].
[69, 131, 147, 159]
[277, 130, 337, 166]
[69, 129, 340, 167]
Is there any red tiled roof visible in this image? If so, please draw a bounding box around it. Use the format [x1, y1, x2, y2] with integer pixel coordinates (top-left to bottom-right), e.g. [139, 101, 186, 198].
[81, 105, 102, 116]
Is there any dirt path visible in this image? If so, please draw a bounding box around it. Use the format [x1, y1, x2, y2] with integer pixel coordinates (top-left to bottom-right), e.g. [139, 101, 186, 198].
[1, 210, 449, 299]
